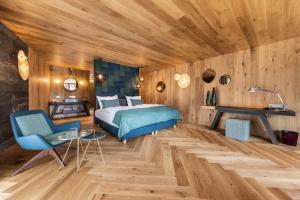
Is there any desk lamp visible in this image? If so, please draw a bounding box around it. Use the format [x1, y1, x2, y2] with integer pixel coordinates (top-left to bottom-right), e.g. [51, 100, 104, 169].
[248, 86, 287, 111]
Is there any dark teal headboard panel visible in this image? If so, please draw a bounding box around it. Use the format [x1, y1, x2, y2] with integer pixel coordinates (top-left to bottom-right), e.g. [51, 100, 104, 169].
[94, 60, 139, 97]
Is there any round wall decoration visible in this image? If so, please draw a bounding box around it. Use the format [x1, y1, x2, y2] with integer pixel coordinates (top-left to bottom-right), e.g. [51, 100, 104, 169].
[17, 50, 29, 81]
[156, 81, 166, 93]
[219, 74, 231, 85]
[202, 68, 216, 83]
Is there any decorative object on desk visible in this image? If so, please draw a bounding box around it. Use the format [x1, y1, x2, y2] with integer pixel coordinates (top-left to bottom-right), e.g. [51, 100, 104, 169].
[225, 119, 250, 142]
[205, 90, 211, 106]
[156, 81, 166, 93]
[174, 64, 191, 88]
[53, 96, 61, 102]
[211, 87, 217, 106]
[248, 86, 287, 111]
[17, 50, 29, 81]
[202, 68, 216, 83]
[64, 97, 79, 103]
[282, 130, 298, 146]
[64, 78, 78, 91]
[219, 74, 231, 85]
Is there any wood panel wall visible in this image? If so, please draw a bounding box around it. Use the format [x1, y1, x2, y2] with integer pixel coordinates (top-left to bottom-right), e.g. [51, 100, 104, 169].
[28, 48, 50, 113]
[141, 37, 300, 141]
[49, 67, 90, 101]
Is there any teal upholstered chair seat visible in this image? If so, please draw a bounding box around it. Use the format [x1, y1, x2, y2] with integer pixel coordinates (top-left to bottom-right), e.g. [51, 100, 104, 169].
[10, 110, 81, 176]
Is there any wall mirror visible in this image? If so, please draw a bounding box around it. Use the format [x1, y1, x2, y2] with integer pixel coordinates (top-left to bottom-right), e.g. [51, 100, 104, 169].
[64, 78, 78, 91]
[202, 68, 216, 83]
[156, 81, 166, 93]
[219, 74, 231, 85]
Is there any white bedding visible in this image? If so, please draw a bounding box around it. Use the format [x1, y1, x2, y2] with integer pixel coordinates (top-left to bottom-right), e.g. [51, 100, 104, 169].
[95, 104, 161, 127]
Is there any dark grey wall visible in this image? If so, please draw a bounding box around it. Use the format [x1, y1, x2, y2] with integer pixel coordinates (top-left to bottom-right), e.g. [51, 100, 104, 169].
[0, 22, 28, 150]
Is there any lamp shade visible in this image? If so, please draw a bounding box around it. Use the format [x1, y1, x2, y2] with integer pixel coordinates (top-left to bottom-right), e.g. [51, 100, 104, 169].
[17, 50, 29, 80]
[174, 73, 181, 81]
[177, 73, 190, 88]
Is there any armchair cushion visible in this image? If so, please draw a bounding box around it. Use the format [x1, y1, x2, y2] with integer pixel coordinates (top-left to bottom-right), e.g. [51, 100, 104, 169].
[15, 113, 53, 137]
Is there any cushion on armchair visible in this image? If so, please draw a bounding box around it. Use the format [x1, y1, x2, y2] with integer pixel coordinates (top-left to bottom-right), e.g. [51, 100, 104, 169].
[15, 113, 53, 137]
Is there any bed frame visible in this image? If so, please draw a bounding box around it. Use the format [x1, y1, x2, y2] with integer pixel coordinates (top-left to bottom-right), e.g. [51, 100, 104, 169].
[95, 117, 177, 143]
[94, 97, 178, 143]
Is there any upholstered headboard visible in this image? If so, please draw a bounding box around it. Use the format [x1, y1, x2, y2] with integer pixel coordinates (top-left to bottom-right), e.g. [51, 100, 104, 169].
[94, 59, 139, 109]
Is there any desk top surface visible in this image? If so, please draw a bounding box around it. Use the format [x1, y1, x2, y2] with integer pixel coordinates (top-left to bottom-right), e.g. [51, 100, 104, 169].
[49, 100, 89, 105]
[216, 106, 296, 116]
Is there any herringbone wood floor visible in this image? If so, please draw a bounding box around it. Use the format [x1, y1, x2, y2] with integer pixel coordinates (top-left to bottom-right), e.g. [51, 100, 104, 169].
[1, 116, 300, 200]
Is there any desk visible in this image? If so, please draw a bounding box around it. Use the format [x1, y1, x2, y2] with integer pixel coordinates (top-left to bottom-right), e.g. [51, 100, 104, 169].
[49, 100, 90, 119]
[210, 106, 296, 144]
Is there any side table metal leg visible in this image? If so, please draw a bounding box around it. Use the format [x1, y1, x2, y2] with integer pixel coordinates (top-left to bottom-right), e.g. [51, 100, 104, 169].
[77, 137, 80, 172]
[96, 139, 105, 164]
[80, 139, 84, 153]
[59, 139, 73, 169]
[79, 140, 91, 167]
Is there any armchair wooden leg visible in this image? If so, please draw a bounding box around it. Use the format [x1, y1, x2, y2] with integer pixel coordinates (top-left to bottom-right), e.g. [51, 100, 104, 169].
[11, 150, 48, 176]
[49, 148, 65, 167]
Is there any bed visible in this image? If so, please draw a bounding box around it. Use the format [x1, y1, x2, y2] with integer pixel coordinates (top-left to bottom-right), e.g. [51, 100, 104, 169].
[95, 103, 181, 143]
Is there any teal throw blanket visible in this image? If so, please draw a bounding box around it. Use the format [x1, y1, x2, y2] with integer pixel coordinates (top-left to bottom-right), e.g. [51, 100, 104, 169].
[112, 106, 180, 138]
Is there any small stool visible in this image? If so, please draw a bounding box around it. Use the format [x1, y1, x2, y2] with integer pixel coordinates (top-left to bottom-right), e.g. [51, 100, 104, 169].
[80, 131, 106, 166]
[225, 118, 250, 142]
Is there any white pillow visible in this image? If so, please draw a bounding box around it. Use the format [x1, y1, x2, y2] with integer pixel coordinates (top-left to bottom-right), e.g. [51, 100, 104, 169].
[125, 96, 141, 106]
[96, 95, 118, 109]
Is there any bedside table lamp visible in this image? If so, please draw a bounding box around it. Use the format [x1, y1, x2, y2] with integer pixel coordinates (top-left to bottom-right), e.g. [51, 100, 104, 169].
[248, 86, 287, 111]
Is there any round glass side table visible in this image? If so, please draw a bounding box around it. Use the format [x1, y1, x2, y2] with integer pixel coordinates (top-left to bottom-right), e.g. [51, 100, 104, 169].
[80, 130, 106, 167]
[58, 128, 93, 172]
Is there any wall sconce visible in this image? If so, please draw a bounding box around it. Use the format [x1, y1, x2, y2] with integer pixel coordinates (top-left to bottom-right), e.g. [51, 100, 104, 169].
[55, 78, 61, 84]
[17, 50, 29, 80]
[96, 73, 106, 83]
[89, 75, 94, 83]
[156, 81, 166, 93]
[79, 80, 85, 85]
[174, 64, 191, 88]
[136, 82, 141, 88]
[139, 77, 144, 82]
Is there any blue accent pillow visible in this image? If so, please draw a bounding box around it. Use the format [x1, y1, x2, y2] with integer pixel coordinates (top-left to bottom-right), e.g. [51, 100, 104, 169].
[101, 99, 120, 109]
[131, 99, 144, 106]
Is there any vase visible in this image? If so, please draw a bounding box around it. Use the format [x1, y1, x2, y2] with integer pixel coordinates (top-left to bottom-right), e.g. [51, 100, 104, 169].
[211, 87, 217, 106]
[206, 90, 211, 106]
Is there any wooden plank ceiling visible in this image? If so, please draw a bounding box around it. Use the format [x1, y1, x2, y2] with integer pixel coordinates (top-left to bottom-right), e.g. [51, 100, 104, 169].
[0, 0, 299, 70]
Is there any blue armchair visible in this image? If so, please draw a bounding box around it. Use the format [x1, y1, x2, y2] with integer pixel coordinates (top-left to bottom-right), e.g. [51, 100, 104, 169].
[10, 110, 81, 176]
